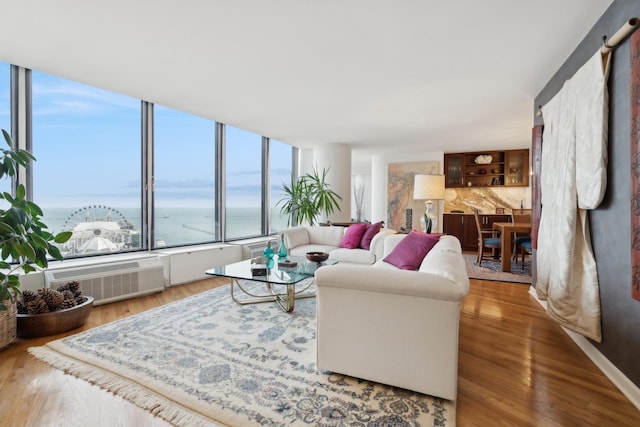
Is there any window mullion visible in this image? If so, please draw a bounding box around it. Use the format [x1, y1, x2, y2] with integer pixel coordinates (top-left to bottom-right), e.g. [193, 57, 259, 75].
[262, 136, 270, 235]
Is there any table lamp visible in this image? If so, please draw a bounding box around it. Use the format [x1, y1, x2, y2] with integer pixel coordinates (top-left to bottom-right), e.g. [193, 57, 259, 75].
[413, 174, 445, 233]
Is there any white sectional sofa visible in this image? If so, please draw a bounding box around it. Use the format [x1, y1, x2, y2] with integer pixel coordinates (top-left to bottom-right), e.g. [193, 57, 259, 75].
[314, 234, 470, 401]
[281, 225, 396, 265]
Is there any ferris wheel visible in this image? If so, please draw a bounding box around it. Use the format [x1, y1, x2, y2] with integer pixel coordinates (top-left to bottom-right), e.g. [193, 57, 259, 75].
[62, 205, 130, 230]
[61, 205, 139, 254]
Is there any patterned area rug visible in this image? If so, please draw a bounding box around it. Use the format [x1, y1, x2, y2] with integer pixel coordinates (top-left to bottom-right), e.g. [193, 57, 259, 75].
[29, 280, 454, 426]
[463, 254, 531, 284]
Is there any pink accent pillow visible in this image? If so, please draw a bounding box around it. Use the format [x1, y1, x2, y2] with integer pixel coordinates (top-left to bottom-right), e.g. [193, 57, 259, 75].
[358, 222, 382, 250]
[383, 231, 441, 270]
[339, 223, 368, 249]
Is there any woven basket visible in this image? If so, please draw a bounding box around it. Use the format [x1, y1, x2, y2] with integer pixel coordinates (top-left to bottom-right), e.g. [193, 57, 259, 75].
[0, 298, 17, 351]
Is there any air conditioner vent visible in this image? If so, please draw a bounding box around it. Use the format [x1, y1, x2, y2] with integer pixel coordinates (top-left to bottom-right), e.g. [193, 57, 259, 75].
[44, 259, 165, 305]
[46, 262, 141, 281]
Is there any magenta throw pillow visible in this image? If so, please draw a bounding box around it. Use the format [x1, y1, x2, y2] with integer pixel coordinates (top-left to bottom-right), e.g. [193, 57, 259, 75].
[358, 222, 382, 250]
[383, 231, 441, 270]
[339, 223, 368, 249]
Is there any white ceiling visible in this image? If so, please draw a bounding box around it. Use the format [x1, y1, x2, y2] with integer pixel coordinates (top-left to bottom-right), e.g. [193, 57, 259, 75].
[1, 0, 613, 160]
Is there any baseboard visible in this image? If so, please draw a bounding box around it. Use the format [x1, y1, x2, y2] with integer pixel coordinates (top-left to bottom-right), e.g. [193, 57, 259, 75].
[528, 286, 640, 412]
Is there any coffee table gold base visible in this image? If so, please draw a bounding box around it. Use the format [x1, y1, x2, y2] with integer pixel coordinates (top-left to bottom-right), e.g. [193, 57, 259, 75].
[230, 278, 315, 312]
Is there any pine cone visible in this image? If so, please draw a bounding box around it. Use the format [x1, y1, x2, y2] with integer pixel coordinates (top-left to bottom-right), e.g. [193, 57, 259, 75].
[38, 288, 65, 311]
[75, 296, 87, 305]
[20, 289, 38, 303]
[27, 298, 49, 314]
[61, 299, 76, 310]
[61, 289, 75, 301]
[69, 281, 80, 295]
[57, 281, 81, 296]
[17, 299, 27, 314]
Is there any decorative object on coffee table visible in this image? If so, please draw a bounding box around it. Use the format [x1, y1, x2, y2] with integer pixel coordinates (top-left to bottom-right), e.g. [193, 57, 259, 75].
[277, 238, 288, 258]
[263, 240, 274, 259]
[305, 251, 329, 263]
[277, 260, 297, 269]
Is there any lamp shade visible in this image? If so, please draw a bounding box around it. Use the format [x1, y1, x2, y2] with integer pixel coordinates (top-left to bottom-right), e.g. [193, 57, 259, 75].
[413, 174, 445, 200]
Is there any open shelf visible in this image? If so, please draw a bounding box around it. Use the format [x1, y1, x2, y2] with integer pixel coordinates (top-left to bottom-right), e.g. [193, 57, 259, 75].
[444, 149, 529, 188]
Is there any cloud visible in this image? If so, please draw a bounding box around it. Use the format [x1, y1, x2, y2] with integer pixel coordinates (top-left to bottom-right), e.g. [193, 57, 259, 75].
[32, 75, 139, 116]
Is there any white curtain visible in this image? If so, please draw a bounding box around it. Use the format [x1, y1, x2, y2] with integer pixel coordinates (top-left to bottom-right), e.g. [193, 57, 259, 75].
[536, 50, 611, 343]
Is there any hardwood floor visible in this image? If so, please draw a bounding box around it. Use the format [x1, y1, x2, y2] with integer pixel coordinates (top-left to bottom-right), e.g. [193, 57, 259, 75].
[0, 277, 637, 426]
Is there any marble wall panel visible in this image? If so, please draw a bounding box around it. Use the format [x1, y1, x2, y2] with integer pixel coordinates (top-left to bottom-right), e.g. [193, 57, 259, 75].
[444, 187, 530, 214]
[387, 161, 439, 230]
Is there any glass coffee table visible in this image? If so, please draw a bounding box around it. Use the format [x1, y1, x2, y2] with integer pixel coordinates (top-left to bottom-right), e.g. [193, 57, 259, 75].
[205, 256, 337, 312]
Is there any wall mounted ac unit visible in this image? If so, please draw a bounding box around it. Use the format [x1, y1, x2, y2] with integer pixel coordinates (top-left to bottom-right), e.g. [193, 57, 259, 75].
[241, 240, 272, 259]
[44, 258, 165, 306]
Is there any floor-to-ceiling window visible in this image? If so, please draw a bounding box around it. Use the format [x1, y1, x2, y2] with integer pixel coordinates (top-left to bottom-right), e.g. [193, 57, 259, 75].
[0, 63, 10, 197]
[225, 125, 262, 239]
[153, 105, 216, 246]
[31, 71, 142, 257]
[269, 138, 293, 232]
[5, 64, 295, 259]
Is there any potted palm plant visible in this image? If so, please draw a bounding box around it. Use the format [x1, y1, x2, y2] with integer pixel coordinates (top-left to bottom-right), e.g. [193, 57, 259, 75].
[0, 129, 72, 350]
[278, 167, 342, 226]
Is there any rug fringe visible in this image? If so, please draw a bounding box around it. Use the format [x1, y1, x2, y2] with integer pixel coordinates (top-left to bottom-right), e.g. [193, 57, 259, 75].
[28, 346, 225, 427]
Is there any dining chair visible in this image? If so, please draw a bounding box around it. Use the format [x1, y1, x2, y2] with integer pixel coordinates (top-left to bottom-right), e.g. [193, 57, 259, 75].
[520, 240, 532, 272]
[471, 207, 500, 266]
[510, 208, 532, 263]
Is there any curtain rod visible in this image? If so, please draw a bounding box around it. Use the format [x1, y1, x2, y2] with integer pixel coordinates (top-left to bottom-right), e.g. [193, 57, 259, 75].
[601, 17, 640, 54]
[536, 17, 640, 117]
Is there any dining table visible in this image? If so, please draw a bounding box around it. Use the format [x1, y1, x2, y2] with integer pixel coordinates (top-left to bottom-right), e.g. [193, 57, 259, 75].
[492, 222, 533, 272]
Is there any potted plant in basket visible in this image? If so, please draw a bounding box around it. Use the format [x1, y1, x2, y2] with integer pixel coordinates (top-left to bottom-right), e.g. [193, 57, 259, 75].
[0, 129, 72, 349]
[277, 166, 342, 226]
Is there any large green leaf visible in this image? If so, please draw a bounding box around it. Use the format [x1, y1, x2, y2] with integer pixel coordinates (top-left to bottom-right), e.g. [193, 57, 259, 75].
[25, 200, 44, 216]
[1, 245, 10, 261]
[47, 245, 63, 261]
[54, 231, 73, 244]
[16, 183, 25, 199]
[0, 222, 15, 234]
[1, 129, 11, 147]
[3, 157, 15, 177]
[22, 264, 36, 273]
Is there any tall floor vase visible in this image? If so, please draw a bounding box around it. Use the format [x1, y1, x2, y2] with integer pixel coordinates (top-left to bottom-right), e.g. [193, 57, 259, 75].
[0, 299, 17, 351]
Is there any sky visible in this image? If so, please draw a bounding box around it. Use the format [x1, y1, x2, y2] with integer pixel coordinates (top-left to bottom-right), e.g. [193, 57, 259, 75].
[1, 66, 292, 210]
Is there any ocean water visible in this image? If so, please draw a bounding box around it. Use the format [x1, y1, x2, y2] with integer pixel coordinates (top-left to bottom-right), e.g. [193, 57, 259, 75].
[40, 206, 289, 248]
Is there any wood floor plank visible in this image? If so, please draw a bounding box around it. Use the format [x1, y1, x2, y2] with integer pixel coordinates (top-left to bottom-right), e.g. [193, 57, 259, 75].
[0, 277, 637, 426]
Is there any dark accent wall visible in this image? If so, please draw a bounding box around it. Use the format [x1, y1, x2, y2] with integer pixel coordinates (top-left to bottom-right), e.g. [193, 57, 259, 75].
[534, 0, 640, 387]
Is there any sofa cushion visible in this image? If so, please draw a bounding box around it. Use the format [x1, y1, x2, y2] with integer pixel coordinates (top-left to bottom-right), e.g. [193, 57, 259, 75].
[283, 226, 311, 250]
[340, 223, 367, 249]
[307, 226, 345, 246]
[419, 235, 467, 287]
[383, 231, 441, 270]
[358, 222, 382, 250]
[329, 248, 376, 264]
